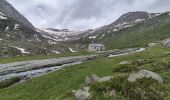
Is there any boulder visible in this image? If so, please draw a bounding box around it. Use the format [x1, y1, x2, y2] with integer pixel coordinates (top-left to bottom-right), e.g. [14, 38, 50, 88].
[128, 69, 163, 83]
[109, 88, 116, 97]
[73, 87, 91, 100]
[148, 43, 158, 47]
[163, 38, 170, 47]
[85, 74, 100, 85]
[85, 76, 93, 86]
[119, 61, 132, 65]
[98, 76, 113, 82]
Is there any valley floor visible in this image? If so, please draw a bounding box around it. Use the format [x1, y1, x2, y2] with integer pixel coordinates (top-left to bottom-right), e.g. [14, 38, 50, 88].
[0, 46, 170, 100]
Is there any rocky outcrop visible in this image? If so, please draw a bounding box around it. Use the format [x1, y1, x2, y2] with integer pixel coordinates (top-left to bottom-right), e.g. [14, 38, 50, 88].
[128, 69, 163, 83]
[118, 61, 132, 65]
[85, 74, 100, 85]
[85, 74, 113, 85]
[163, 38, 170, 47]
[73, 87, 91, 100]
[0, 0, 35, 30]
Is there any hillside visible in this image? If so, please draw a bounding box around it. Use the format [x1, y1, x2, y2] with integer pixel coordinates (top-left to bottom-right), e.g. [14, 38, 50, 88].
[78, 12, 170, 49]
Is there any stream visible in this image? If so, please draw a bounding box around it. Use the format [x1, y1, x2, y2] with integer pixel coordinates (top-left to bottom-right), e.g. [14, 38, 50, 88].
[0, 48, 146, 82]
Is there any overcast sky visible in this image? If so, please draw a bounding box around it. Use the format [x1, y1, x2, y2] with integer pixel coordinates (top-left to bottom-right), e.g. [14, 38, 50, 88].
[7, 0, 170, 31]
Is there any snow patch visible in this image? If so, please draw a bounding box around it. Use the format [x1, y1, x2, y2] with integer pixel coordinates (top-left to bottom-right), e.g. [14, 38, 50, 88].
[5, 26, 9, 31]
[0, 12, 7, 19]
[52, 50, 60, 54]
[10, 46, 30, 54]
[69, 47, 77, 53]
[89, 35, 97, 39]
[14, 24, 19, 30]
[0, 38, 2, 41]
[0, 12, 5, 16]
[115, 22, 128, 28]
[48, 40, 57, 44]
[135, 19, 145, 22]
[40, 28, 81, 41]
[113, 29, 117, 32]
[169, 13, 170, 16]
[153, 13, 161, 17]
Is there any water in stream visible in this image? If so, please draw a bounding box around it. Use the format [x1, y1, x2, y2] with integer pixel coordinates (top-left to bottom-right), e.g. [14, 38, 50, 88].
[0, 62, 82, 81]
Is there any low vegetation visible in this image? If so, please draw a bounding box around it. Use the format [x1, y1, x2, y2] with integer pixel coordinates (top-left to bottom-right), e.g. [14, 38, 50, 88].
[0, 77, 21, 89]
[0, 46, 170, 100]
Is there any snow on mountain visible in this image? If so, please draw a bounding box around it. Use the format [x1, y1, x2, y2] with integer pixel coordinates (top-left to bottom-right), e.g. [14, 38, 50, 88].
[0, 11, 7, 19]
[10, 46, 30, 54]
[38, 28, 83, 42]
[69, 47, 77, 53]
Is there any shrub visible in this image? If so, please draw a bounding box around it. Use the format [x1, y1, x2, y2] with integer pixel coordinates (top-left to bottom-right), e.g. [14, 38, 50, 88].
[113, 64, 138, 73]
[123, 78, 165, 100]
[91, 75, 166, 100]
[91, 74, 128, 92]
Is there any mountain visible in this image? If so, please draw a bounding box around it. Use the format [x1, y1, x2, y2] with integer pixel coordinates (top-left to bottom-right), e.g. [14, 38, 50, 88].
[37, 28, 83, 42]
[80, 11, 160, 40]
[0, 0, 35, 30]
[78, 12, 170, 49]
[0, 0, 54, 57]
[1, 0, 170, 57]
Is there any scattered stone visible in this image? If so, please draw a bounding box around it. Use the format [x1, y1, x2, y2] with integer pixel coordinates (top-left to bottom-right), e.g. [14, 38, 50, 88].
[85, 76, 93, 86]
[73, 87, 91, 100]
[91, 74, 100, 81]
[85, 74, 100, 85]
[128, 69, 163, 83]
[109, 88, 116, 97]
[163, 38, 170, 47]
[148, 43, 158, 47]
[98, 76, 113, 82]
[119, 61, 132, 65]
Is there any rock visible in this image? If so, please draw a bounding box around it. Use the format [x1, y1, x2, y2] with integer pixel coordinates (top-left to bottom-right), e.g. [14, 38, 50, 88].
[128, 69, 163, 83]
[85, 76, 93, 86]
[98, 76, 113, 82]
[163, 38, 170, 47]
[148, 43, 158, 47]
[91, 74, 100, 81]
[73, 87, 91, 100]
[84, 87, 90, 92]
[85, 74, 100, 85]
[109, 89, 116, 97]
[119, 61, 132, 65]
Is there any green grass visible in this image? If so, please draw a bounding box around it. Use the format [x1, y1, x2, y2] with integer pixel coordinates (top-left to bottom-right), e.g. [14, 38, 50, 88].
[0, 51, 92, 64]
[0, 46, 170, 100]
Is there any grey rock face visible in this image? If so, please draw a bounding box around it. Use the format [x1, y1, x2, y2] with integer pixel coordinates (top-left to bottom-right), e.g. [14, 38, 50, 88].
[0, 0, 35, 30]
[73, 87, 91, 100]
[163, 38, 170, 47]
[128, 69, 163, 83]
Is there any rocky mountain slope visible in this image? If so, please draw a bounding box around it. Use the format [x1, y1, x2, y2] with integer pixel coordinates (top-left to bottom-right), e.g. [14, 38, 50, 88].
[1, 0, 170, 57]
[0, 0, 35, 30]
[71, 11, 170, 50]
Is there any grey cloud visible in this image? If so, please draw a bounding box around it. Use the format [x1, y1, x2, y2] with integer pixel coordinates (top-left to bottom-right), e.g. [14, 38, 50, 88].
[7, 0, 170, 31]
